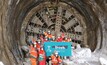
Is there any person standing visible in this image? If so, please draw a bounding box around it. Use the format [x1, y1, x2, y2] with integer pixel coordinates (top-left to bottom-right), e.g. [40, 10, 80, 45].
[29, 44, 38, 65]
[39, 47, 46, 65]
[51, 51, 62, 65]
[56, 36, 63, 42]
[43, 31, 53, 41]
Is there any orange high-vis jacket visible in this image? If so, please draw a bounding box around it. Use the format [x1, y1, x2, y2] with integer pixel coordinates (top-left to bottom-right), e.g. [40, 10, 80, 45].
[51, 54, 62, 65]
[56, 37, 63, 42]
[64, 39, 70, 42]
[44, 32, 52, 39]
[39, 50, 46, 59]
[30, 46, 38, 65]
[44, 32, 48, 36]
[67, 38, 71, 42]
[48, 34, 52, 39]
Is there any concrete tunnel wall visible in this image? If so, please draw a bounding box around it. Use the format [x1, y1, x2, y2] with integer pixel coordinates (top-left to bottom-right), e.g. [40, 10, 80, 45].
[0, 0, 107, 65]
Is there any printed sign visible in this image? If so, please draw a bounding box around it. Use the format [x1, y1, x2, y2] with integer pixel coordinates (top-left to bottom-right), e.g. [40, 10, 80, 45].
[43, 42, 72, 56]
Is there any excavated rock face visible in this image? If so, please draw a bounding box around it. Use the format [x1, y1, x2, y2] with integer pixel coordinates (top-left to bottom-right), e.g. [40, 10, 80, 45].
[0, 0, 107, 65]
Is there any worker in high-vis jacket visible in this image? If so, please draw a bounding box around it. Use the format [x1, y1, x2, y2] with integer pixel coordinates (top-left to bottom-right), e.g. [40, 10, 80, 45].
[51, 51, 62, 65]
[39, 47, 46, 65]
[44, 31, 53, 41]
[29, 44, 38, 65]
[56, 36, 63, 42]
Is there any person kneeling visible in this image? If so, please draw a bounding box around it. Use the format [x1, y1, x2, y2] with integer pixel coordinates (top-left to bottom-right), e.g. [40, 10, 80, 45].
[51, 51, 62, 65]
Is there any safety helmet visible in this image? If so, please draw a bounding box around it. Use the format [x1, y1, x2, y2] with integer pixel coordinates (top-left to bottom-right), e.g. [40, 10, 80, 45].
[37, 39, 41, 42]
[52, 36, 55, 40]
[58, 36, 60, 39]
[46, 12, 48, 15]
[57, 34, 61, 37]
[34, 45, 36, 48]
[65, 37, 68, 40]
[48, 30, 51, 34]
[54, 51, 58, 55]
[37, 39, 41, 44]
[41, 47, 44, 50]
[34, 42, 36, 44]
[45, 35, 47, 38]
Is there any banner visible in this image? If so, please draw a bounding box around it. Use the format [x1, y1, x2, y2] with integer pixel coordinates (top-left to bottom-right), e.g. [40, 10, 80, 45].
[44, 42, 72, 56]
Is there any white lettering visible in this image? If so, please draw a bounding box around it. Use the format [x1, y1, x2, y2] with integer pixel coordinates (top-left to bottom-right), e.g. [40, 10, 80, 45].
[55, 46, 65, 49]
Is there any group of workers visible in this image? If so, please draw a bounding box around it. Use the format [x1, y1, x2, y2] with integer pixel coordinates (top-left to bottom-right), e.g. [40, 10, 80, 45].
[28, 30, 72, 65]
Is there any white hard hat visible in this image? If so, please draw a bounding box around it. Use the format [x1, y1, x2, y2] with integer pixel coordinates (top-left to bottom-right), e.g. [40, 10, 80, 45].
[52, 36, 55, 40]
[41, 47, 43, 50]
[46, 12, 48, 14]
[57, 34, 61, 37]
[55, 52, 58, 55]
[52, 36, 55, 38]
[34, 42, 36, 44]
[48, 30, 50, 33]
[38, 41, 41, 44]
[38, 39, 41, 42]
[48, 30, 51, 34]
[34, 45, 36, 48]
[58, 36, 60, 38]
[54, 51, 58, 55]
[45, 36, 47, 38]
[65, 37, 68, 40]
